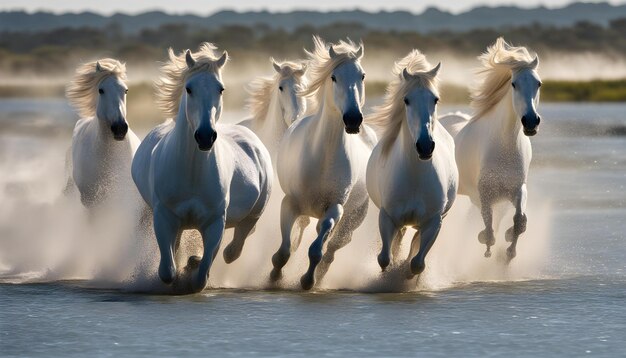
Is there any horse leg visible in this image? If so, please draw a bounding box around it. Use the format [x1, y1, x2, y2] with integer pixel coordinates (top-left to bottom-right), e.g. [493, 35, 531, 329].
[378, 208, 399, 272]
[270, 196, 302, 281]
[408, 216, 442, 278]
[223, 216, 259, 264]
[478, 187, 496, 258]
[300, 204, 344, 290]
[192, 215, 226, 292]
[153, 206, 182, 284]
[316, 200, 367, 282]
[505, 184, 528, 261]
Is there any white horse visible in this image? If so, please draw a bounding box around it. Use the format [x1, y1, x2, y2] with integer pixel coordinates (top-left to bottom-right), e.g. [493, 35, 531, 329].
[439, 38, 542, 259]
[65, 59, 140, 207]
[238, 58, 307, 160]
[132, 43, 273, 292]
[367, 51, 457, 277]
[271, 37, 377, 290]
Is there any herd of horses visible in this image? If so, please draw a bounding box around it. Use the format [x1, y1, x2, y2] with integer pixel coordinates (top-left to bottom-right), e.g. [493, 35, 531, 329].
[64, 36, 542, 292]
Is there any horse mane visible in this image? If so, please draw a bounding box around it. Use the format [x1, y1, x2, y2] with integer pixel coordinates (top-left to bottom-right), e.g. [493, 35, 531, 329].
[246, 59, 307, 122]
[368, 50, 439, 155]
[301, 36, 363, 115]
[66, 58, 126, 118]
[471, 37, 537, 120]
[155, 42, 227, 118]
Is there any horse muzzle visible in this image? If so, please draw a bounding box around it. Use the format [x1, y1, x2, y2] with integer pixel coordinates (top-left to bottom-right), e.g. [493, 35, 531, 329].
[416, 139, 435, 160]
[343, 111, 363, 134]
[521, 114, 541, 137]
[194, 129, 218, 151]
[110, 122, 128, 141]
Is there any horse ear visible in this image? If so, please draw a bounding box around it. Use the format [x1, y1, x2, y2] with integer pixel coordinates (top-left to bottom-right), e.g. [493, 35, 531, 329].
[185, 50, 196, 69]
[428, 62, 442, 77]
[530, 56, 539, 69]
[329, 45, 338, 59]
[296, 63, 308, 76]
[95, 61, 103, 72]
[402, 68, 412, 81]
[271, 58, 281, 73]
[355, 46, 364, 60]
[216, 51, 228, 69]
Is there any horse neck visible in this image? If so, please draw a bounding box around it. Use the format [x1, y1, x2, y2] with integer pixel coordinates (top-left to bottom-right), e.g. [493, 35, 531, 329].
[312, 87, 347, 148]
[481, 89, 523, 145]
[172, 100, 204, 161]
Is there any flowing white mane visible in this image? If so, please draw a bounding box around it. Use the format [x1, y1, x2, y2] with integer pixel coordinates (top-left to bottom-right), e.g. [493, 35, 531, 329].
[155, 42, 228, 118]
[301, 36, 363, 114]
[246, 59, 307, 121]
[368, 50, 439, 155]
[471, 37, 537, 120]
[66, 58, 127, 118]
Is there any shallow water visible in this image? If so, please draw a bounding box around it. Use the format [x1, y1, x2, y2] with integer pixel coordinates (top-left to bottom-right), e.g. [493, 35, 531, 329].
[1, 100, 625, 356]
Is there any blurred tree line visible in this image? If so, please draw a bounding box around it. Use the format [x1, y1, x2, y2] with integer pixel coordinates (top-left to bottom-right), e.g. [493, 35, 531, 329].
[1, 19, 626, 76]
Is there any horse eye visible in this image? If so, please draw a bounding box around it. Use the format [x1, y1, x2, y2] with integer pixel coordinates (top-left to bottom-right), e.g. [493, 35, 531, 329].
[124, 89, 128, 94]
[279, 86, 283, 92]
[434, 97, 439, 104]
[403, 98, 409, 105]
[220, 87, 225, 94]
[538, 82, 542, 88]
[361, 74, 366, 81]
[185, 87, 192, 95]
[512, 83, 516, 89]
[331, 75, 336, 82]
[98, 88, 104, 95]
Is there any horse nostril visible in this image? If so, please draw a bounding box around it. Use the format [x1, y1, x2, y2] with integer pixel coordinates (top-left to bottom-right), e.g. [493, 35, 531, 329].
[194, 130, 201, 143]
[521, 116, 527, 127]
[537, 116, 541, 125]
[211, 131, 218, 142]
[430, 140, 435, 153]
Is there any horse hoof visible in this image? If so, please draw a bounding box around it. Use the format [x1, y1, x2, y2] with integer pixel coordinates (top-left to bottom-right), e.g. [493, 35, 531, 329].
[410, 259, 425, 276]
[300, 274, 315, 291]
[507, 247, 517, 260]
[269, 268, 283, 282]
[187, 255, 201, 269]
[377, 253, 390, 271]
[158, 263, 176, 284]
[505, 227, 515, 242]
[223, 244, 240, 264]
[191, 272, 208, 293]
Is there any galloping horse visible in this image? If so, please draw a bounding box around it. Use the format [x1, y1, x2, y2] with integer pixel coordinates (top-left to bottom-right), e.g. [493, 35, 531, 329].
[271, 37, 377, 290]
[239, 58, 307, 160]
[65, 59, 140, 207]
[132, 43, 273, 292]
[367, 51, 457, 277]
[440, 38, 542, 259]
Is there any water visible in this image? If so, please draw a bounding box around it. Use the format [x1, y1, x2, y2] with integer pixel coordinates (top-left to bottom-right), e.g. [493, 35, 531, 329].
[1, 99, 625, 356]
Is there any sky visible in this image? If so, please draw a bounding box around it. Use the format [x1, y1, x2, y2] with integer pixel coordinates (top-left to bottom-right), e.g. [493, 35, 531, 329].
[0, 0, 622, 15]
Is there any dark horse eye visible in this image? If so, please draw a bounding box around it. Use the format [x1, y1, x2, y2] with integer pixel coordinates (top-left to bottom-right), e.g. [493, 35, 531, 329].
[434, 97, 439, 104]
[362, 74, 366, 81]
[219, 87, 225, 94]
[403, 98, 409, 105]
[279, 86, 283, 92]
[98, 88, 104, 94]
[331, 75, 336, 82]
[124, 89, 128, 94]
[185, 87, 192, 95]
[512, 83, 516, 89]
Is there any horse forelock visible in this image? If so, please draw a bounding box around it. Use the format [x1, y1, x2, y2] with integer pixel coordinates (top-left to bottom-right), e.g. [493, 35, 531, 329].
[65, 58, 127, 118]
[155, 42, 227, 119]
[369, 50, 439, 156]
[470, 37, 538, 120]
